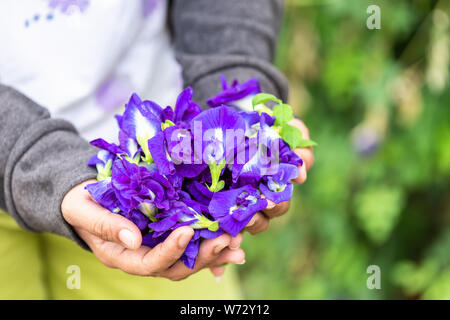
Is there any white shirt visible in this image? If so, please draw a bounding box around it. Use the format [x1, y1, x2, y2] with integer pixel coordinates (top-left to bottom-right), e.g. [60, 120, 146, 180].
[0, 0, 182, 142]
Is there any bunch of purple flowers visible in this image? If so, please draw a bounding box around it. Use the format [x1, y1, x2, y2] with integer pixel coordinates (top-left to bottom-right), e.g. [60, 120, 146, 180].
[86, 76, 316, 268]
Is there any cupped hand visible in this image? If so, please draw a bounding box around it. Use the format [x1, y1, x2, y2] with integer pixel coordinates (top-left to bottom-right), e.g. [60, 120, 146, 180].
[244, 118, 315, 234]
[62, 180, 245, 281]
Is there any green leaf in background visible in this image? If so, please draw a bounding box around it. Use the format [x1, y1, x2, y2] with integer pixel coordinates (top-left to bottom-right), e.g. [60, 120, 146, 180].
[353, 185, 405, 244]
[239, 0, 449, 300]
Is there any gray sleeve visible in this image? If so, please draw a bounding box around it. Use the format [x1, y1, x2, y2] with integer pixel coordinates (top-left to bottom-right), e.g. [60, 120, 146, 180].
[0, 84, 96, 248]
[170, 0, 289, 106]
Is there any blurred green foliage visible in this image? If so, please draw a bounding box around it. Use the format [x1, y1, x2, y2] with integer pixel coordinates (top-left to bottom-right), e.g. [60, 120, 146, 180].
[238, 0, 450, 299]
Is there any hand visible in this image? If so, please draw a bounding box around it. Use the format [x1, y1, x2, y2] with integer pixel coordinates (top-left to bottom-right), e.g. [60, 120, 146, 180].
[62, 180, 245, 281]
[244, 118, 315, 234]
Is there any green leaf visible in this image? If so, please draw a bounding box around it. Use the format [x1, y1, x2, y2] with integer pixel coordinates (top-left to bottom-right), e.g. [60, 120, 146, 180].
[280, 124, 318, 149]
[252, 93, 282, 107]
[296, 139, 318, 148]
[273, 103, 294, 126]
[280, 124, 303, 149]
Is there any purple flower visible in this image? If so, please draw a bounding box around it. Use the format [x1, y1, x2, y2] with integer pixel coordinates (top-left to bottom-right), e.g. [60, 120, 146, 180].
[147, 131, 176, 176]
[279, 140, 303, 167]
[183, 180, 214, 206]
[173, 87, 203, 125]
[207, 76, 261, 111]
[88, 149, 116, 180]
[115, 93, 162, 163]
[208, 185, 267, 237]
[231, 115, 282, 183]
[259, 164, 299, 204]
[111, 159, 178, 214]
[86, 81, 306, 269]
[85, 178, 118, 213]
[191, 105, 246, 163]
[124, 209, 151, 231]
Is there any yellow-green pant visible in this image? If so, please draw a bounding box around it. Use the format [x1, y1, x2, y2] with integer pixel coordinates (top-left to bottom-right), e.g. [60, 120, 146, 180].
[0, 210, 241, 299]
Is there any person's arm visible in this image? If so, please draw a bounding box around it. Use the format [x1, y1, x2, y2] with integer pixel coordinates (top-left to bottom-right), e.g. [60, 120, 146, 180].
[170, 0, 289, 106]
[0, 84, 96, 247]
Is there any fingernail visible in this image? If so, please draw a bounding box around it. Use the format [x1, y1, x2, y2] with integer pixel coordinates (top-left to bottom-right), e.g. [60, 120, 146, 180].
[119, 229, 137, 248]
[266, 200, 276, 210]
[178, 232, 192, 248]
[238, 259, 246, 265]
[214, 244, 228, 255]
[215, 276, 222, 283]
[247, 216, 256, 227]
[230, 243, 240, 250]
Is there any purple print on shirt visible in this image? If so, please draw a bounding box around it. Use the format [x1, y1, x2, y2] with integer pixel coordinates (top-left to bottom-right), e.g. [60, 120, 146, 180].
[96, 76, 133, 112]
[48, 0, 90, 14]
[142, 0, 160, 17]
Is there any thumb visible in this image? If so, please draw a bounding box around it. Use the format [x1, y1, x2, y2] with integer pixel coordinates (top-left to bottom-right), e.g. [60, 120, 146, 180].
[63, 192, 142, 249]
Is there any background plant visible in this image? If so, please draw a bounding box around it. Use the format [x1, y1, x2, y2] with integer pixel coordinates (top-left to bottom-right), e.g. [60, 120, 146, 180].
[238, 0, 450, 299]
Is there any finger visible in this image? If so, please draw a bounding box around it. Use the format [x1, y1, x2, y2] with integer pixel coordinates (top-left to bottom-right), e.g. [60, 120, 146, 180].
[164, 248, 245, 281]
[294, 147, 314, 171]
[209, 266, 226, 282]
[161, 234, 236, 281]
[229, 233, 243, 250]
[139, 226, 195, 274]
[263, 200, 290, 218]
[292, 161, 308, 184]
[244, 212, 270, 235]
[79, 226, 194, 276]
[196, 233, 232, 266]
[288, 118, 315, 182]
[208, 248, 246, 267]
[64, 193, 142, 249]
[289, 118, 311, 139]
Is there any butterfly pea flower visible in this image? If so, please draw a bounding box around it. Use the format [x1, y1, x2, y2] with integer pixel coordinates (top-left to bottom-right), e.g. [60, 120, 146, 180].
[165, 125, 208, 178]
[173, 87, 203, 125]
[232, 114, 282, 183]
[86, 78, 312, 269]
[147, 131, 176, 176]
[142, 230, 200, 269]
[279, 139, 303, 167]
[85, 178, 120, 213]
[184, 180, 214, 206]
[191, 106, 246, 192]
[150, 199, 219, 236]
[111, 159, 178, 215]
[116, 93, 162, 163]
[88, 149, 116, 181]
[144, 199, 221, 269]
[259, 163, 299, 204]
[124, 209, 151, 231]
[208, 185, 267, 237]
[207, 76, 261, 112]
